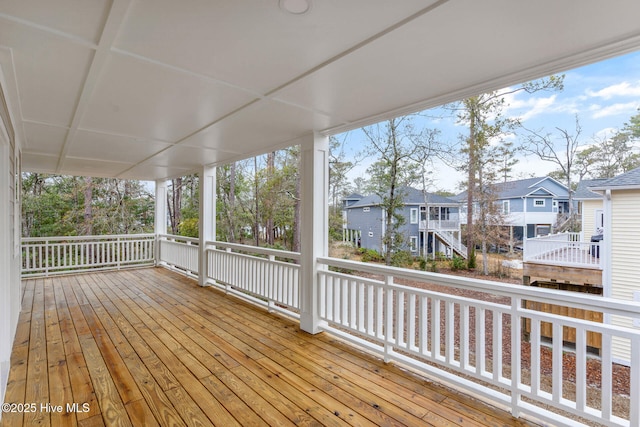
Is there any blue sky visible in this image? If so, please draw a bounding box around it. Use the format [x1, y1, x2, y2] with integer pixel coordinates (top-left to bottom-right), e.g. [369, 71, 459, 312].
[338, 50, 640, 193]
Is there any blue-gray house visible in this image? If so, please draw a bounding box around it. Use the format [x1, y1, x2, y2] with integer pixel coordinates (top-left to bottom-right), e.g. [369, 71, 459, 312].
[454, 176, 571, 244]
[342, 187, 465, 258]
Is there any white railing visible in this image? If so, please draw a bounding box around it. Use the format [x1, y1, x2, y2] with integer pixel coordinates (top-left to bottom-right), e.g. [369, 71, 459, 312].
[158, 234, 199, 276]
[206, 241, 301, 317]
[317, 257, 640, 427]
[420, 219, 460, 231]
[434, 230, 467, 256]
[21, 234, 155, 277]
[524, 232, 601, 268]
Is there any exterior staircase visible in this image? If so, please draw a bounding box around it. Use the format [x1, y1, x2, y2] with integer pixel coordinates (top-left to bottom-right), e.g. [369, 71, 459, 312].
[433, 230, 467, 259]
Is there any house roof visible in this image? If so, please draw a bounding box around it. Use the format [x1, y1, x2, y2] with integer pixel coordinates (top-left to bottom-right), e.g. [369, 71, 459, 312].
[2, 2, 640, 181]
[346, 187, 459, 208]
[453, 176, 568, 201]
[343, 193, 363, 201]
[574, 179, 608, 200]
[589, 167, 640, 191]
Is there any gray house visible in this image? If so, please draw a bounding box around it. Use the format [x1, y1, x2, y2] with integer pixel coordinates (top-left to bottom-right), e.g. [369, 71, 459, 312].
[342, 187, 465, 258]
[454, 176, 571, 244]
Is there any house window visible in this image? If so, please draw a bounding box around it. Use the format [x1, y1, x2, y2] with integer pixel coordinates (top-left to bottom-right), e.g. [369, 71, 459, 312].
[502, 200, 510, 214]
[363, 207, 370, 213]
[534, 199, 545, 207]
[536, 225, 551, 236]
[410, 236, 418, 252]
[410, 208, 418, 224]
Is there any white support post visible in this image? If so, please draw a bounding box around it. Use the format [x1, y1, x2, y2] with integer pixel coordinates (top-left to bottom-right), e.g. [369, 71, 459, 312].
[154, 179, 168, 266]
[299, 133, 329, 334]
[199, 166, 216, 287]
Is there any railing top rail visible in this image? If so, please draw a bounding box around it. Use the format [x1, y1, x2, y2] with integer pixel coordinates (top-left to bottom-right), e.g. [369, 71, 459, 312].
[317, 256, 640, 318]
[207, 240, 301, 261]
[22, 233, 155, 243]
[158, 234, 199, 244]
[526, 231, 581, 242]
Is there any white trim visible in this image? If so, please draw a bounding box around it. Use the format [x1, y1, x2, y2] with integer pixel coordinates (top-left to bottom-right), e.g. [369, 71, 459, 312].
[409, 235, 418, 252]
[299, 133, 329, 334]
[502, 200, 510, 214]
[533, 198, 546, 207]
[410, 208, 418, 224]
[198, 166, 216, 287]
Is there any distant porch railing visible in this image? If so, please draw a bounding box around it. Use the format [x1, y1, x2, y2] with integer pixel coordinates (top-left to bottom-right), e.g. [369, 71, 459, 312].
[524, 232, 601, 268]
[419, 218, 459, 230]
[21, 234, 155, 277]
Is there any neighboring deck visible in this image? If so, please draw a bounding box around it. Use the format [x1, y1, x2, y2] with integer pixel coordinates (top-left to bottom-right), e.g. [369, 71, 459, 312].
[2, 267, 532, 427]
[523, 235, 603, 286]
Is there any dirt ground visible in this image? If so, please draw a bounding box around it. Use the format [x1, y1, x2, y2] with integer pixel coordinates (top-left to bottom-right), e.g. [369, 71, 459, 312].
[329, 242, 630, 425]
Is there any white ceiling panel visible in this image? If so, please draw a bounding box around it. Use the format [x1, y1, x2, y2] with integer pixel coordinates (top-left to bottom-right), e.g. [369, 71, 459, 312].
[145, 146, 227, 170]
[81, 52, 258, 142]
[180, 99, 334, 154]
[0, 0, 110, 44]
[118, 164, 194, 181]
[114, 0, 439, 93]
[23, 122, 68, 155]
[21, 153, 58, 174]
[60, 157, 133, 178]
[68, 130, 173, 164]
[0, 19, 94, 126]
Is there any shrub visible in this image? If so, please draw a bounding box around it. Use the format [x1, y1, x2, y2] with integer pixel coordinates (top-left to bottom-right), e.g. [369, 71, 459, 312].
[391, 250, 413, 268]
[434, 251, 447, 261]
[360, 248, 383, 263]
[429, 260, 438, 273]
[467, 248, 477, 269]
[450, 256, 466, 271]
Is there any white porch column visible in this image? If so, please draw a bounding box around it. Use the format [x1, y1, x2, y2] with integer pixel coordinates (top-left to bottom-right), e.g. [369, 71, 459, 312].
[154, 179, 167, 265]
[299, 133, 329, 334]
[199, 166, 216, 287]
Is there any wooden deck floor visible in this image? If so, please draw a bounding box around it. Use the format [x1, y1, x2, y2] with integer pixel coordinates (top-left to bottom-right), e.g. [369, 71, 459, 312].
[2, 267, 534, 427]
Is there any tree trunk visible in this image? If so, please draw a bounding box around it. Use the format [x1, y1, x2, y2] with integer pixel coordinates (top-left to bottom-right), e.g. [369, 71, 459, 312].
[169, 177, 182, 234]
[228, 163, 236, 242]
[254, 156, 260, 246]
[266, 152, 275, 246]
[466, 104, 476, 268]
[293, 153, 301, 252]
[83, 177, 93, 236]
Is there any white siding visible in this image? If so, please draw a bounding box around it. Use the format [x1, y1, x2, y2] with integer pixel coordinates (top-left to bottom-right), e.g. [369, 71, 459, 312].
[581, 199, 602, 238]
[0, 79, 21, 413]
[609, 190, 640, 363]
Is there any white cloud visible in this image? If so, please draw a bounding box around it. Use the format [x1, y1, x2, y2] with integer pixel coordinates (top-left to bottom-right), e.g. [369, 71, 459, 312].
[585, 81, 640, 100]
[593, 127, 619, 139]
[589, 102, 639, 119]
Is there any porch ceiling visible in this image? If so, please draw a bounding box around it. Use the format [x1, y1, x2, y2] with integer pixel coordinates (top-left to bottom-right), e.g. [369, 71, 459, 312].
[1, 0, 640, 181]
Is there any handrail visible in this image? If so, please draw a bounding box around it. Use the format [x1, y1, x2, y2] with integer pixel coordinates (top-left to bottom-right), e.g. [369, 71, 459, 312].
[206, 240, 301, 261]
[21, 233, 155, 277]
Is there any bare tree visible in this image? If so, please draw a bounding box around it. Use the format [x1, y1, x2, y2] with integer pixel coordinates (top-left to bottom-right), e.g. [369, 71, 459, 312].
[523, 116, 582, 228]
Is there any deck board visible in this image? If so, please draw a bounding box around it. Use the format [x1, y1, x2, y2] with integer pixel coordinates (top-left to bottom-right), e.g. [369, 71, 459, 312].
[3, 267, 534, 426]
